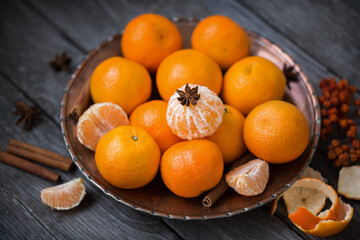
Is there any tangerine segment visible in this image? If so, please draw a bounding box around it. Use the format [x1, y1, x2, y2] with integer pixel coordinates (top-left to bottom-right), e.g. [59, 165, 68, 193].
[166, 84, 224, 140]
[95, 126, 160, 189]
[121, 14, 182, 73]
[161, 139, 223, 198]
[226, 159, 269, 196]
[41, 178, 86, 210]
[130, 100, 182, 153]
[156, 49, 223, 101]
[77, 102, 129, 151]
[290, 200, 353, 237]
[191, 15, 250, 70]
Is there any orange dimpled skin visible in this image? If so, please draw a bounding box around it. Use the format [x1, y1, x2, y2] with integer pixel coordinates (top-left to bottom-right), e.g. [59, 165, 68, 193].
[222, 56, 286, 116]
[121, 13, 182, 73]
[206, 105, 247, 165]
[161, 139, 223, 198]
[90, 57, 152, 115]
[156, 49, 222, 101]
[191, 15, 250, 70]
[130, 100, 182, 153]
[95, 126, 161, 189]
[244, 100, 310, 164]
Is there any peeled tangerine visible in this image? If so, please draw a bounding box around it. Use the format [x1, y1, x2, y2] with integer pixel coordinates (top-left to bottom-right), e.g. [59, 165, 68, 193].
[41, 178, 86, 210]
[166, 84, 224, 140]
[226, 159, 269, 196]
[288, 178, 353, 237]
[77, 102, 129, 151]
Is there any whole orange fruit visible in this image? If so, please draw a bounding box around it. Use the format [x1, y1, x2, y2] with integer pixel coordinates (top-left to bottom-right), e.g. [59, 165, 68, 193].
[156, 49, 222, 101]
[191, 15, 250, 70]
[206, 104, 246, 165]
[243, 100, 310, 164]
[130, 100, 182, 153]
[90, 57, 152, 115]
[222, 56, 286, 115]
[121, 13, 182, 73]
[161, 139, 223, 198]
[95, 126, 161, 189]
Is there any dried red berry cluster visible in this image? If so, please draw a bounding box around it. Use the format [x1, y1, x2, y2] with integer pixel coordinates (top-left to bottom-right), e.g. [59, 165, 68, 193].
[318, 78, 360, 167]
[328, 139, 360, 167]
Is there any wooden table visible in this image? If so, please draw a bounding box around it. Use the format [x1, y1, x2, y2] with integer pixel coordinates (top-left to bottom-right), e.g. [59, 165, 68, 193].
[1, 0, 359, 239]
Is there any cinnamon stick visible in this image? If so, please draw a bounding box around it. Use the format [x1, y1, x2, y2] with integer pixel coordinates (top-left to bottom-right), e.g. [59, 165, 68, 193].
[9, 139, 72, 165]
[68, 83, 91, 123]
[202, 152, 255, 208]
[0, 151, 60, 182]
[6, 145, 71, 171]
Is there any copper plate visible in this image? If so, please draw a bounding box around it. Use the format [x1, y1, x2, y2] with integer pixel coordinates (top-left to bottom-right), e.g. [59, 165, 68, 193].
[60, 17, 321, 220]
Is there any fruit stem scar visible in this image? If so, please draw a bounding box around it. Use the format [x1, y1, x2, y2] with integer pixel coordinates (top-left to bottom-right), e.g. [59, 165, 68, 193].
[132, 135, 138, 141]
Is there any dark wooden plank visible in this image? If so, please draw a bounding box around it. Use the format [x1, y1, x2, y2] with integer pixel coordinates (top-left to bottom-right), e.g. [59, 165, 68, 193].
[0, 186, 55, 240]
[0, 0, 84, 120]
[164, 207, 304, 240]
[239, 0, 360, 83]
[0, 68, 180, 240]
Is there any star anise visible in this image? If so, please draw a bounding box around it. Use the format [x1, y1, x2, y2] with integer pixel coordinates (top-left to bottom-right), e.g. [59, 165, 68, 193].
[283, 64, 299, 89]
[13, 102, 41, 130]
[49, 52, 72, 72]
[176, 83, 200, 107]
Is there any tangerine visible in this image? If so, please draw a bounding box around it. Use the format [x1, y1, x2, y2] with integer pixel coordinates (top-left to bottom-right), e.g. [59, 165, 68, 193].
[222, 56, 286, 115]
[121, 13, 182, 73]
[191, 15, 250, 70]
[166, 84, 224, 140]
[161, 139, 223, 198]
[206, 105, 247, 165]
[76, 102, 129, 151]
[95, 126, 160, 189]
[130, 100, 182, 153]
[244, 100, 310, 164]
[90, 57, 151, 114]
[156, 49, 222, 101]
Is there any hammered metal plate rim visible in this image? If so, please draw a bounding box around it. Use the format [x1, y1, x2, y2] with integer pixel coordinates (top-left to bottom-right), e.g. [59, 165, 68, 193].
[60, 17, 320, 220]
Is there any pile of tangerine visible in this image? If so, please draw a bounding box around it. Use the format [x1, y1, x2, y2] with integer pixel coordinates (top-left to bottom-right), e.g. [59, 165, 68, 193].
[76, 14, 310, 199]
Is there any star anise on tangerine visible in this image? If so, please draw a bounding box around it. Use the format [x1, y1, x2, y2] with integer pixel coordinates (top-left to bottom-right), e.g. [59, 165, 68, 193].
[13, 101, 41, 130]
[176, 83, 200, 107]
